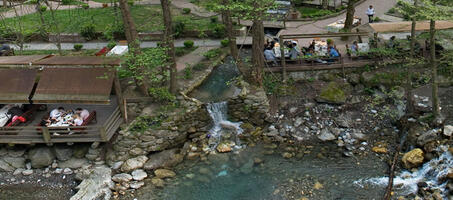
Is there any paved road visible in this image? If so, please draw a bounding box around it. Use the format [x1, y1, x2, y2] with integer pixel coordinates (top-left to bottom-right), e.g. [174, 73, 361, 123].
[9, 39, 223, 50]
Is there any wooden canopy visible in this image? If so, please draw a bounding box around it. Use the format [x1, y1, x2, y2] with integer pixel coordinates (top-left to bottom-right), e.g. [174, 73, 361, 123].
[0, 69, 37, 103]
[33, 56, 121, 66]
[0, 55, 51, 65]
[32, 68, 115, 104]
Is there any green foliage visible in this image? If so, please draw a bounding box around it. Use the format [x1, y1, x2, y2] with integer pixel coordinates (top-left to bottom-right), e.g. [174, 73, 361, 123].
[203, 48, 221, 59]
[124, 47, 169, 86]
[297, 7, 333, 18]
[183, 40, 194, 48]
[183, 66, 193, 79]
[129, 114, 168, 133]
[82, 3, 89, 9]
[220, 39, 229, 47]
[182, 8, 191, 14]
[172, 20, 186, 38]
[373, 17, 381, 22]
[149, 87, 176, 103]
[210, 16, 218, 23]
[62, 0, 74, 5]
[127, 0, 134, 6]
[387, 7, 396, 14]
[212, 24, 226, 38]
[80, 24, 97, 40]
[73, 44, 83, 51]
[319, 82, 346, 103]
[107, 41, 116, 49]
[39, 5, 47, 12]
[175, 46, 197, 56]
[104, 23, 125, 40]
[193, 62, 207, 71]
[27, 0, 38, 4]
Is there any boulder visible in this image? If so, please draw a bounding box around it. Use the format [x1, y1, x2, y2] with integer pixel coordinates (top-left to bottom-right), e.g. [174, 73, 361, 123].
[22, 169, 33, 176]
[121, 155, 148, 172]
[372, 146, 388, 154]
[131, 169, 147, 181]
[143, 149, 183, 170]
[216, 141, 233, 153]
[70, 165, 114, 200]
[129, 181, 145, 189]
[59, 158, 89, 169]
[151, 178, 165, 187]
[112, 173, 133, 183]
[29, 147, 55, 168]
[317, 129, 336, 141]
[317, 82, 350, 104]
[443, 125, 453, 137]
[0, 159, 15, 172]
[53, 145, 73, 161]
[2, 157, 25, 169]
[417, 129, 440, 146]
[402, 148, 424, 169]
[154, 169, 176, 179]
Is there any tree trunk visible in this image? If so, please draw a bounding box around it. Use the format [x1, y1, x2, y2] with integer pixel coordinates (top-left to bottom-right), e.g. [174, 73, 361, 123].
[322, 0, 329, 9]
[406, 0, 417, 115]
[222, 0, 246, 77]
[251, 19, 264, 86]
[3, 0, 7, 8]
[343, 0, 356, 31]
[429, 19, 440, 118]
[119, 0, 150, 96]
[160, 0, 178, 94]
[44, 0, 62, 55]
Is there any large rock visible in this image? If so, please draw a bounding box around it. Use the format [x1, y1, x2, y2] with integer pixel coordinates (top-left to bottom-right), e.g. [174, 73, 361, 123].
[29, 147, 55, 168]
[121, 155, 148, 172]
[59, 158, 90, 169]
[402, 148, 424, 169]
[2, 157, 25, 169]
[0, 159, 15, 172]
[54, 145, 74, 161]
[70, 165, 114, 200]
[143, 149, 183, 170]
[443, 125, 453, 137]
[317, 129, 336, 141]
[417, 129, 440, 146]
[317, 82, 349, 104]
[154, 169, 176, 178]
[112, 173, 133, 183]
[131, 169, 147, 181]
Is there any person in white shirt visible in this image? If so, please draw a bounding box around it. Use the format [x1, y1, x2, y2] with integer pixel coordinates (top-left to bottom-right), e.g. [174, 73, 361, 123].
[75, 108, 90, 121]
[50, 107, 65, 120]
[71, 114, 84, 126]
[366, 5, 375, 23]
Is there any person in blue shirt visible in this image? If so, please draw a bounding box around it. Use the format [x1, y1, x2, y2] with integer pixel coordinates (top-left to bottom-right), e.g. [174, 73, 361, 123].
[264, 46, 277, 66]
[329, 46, 340, 58]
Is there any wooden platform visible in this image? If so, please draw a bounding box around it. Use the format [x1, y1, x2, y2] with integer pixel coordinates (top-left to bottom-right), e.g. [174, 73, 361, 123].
[264, 57, 375, 72]
[0, 96, 123, 144]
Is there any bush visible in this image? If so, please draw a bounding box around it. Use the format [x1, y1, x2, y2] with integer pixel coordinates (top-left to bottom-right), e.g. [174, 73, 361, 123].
[220, 39, 229, 47]
[73, 44, 83, 51]
[107, 41, 116, 49]
[27, 0, 38, 4]
[182, 8, 191, 14]
[183, 67, 193, 79]
[193, 63, 207, 71]
[210, 16, 218, 23]
[203, 48, 221, 60]
[173, 21, 186, 38]
[374, 17, 382, 22]
[212, 24, 226, 38]
[183, 40, 194, 48]
[387, 7, 396, 14]
[62, 0, 73, 5]
[149, 87, 176, 103]
[82, 3, 89, 9]
[104, 23, 125, 40]
[127, 0, 134, 6]
[39, 5, 47, 12]
[80, 24, 97, 40]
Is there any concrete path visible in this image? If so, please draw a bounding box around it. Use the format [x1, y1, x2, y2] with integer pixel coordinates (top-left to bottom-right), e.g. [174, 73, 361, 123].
[176, 46, 218, 71]
[0, 1, 103, 18]
[8, 38, 223, 50]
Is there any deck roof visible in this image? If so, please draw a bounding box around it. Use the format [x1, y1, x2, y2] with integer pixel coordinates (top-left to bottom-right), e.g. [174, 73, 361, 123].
[32, 68, 115, 104]
[32, 56, 121, 66]
[0, 69, 37, 103]
[0, 55, 51, 65]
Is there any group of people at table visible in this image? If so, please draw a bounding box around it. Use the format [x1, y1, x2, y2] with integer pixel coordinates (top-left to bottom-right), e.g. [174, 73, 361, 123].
[264, 39, 358, 66]
[40, 107, 90, 127]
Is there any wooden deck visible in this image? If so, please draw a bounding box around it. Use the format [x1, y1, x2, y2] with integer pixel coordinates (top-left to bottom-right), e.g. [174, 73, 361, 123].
[264, 57, 375, 72]
[0, 96, 123, 144]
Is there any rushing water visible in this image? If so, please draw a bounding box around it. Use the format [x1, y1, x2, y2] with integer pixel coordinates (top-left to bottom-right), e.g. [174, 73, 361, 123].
[189, 56, 241, 103]
[206, 102, 243, 150]
[355, 146, 452, 198]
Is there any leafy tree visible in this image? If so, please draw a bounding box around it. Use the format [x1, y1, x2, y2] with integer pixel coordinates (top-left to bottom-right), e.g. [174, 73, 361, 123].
[160, 0, 178, 94]
[343, 0, 358, 31]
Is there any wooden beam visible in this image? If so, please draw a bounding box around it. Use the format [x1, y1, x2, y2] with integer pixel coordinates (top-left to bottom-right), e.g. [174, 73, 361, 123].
[113, 70, 127, 121]
[42, 127, 52, 145]
[281, 32, 369, 39]
[279, 35, 287, 82]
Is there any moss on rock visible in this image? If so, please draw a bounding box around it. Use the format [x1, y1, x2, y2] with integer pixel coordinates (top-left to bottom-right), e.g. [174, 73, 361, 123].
[318, 82, 347, 104]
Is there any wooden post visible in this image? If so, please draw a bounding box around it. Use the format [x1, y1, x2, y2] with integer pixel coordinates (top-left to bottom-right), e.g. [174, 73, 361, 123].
[42, 127, 51, 145]
[356, 29, 363, 43]
[100, 127, 107, 141]
[279, 35, 287, 82]
[113, 70, 127, 122]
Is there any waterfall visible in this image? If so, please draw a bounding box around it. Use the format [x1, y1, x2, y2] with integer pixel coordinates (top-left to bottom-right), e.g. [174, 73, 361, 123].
[206, 102, 243, 150]
[354, 146, 452, 197]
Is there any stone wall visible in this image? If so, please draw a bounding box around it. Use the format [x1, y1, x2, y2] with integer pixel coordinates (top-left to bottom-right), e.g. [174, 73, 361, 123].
[106, 101, 211, 165]
[227, 83, 271, 126]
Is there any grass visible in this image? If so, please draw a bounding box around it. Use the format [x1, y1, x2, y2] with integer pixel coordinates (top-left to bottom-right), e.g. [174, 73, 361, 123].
[296, 6, 334, 18]
[1, 5, 216, 34]
[175, 46, 198, 57]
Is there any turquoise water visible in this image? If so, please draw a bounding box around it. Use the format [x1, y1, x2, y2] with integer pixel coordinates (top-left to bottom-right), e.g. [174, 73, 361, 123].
[144, 143, 388, 200]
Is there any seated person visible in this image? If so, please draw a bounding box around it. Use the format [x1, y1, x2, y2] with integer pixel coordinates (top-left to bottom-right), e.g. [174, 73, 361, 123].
[329, 46, 340, 58]
[347, 41, 359, 56]
[305, 48, 327, 64]
[289, 43, 301, 60]
[0, 43, 11, 56]
[386, 36, 398, 49]
[308, 40, 316, 51]
[264, 46, 277, 65]
[75, 108, 90, 121]
[273, 43, 282, 58]
[70, 114, 83, 126]
[50, 107, 65, 120]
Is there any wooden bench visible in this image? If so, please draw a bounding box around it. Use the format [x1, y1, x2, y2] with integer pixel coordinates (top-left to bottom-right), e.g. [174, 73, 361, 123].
[36, 110, 97, 134]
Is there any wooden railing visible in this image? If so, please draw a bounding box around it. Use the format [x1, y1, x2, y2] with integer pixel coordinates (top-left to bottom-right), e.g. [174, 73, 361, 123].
[0, 107, 123, 144]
